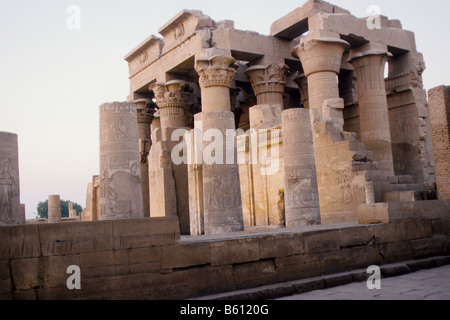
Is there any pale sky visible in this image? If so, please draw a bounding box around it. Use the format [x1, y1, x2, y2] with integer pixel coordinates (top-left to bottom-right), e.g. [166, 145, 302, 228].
[0, 0, 448, 218]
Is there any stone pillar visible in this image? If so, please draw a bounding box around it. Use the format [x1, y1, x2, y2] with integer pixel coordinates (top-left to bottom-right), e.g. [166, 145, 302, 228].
[245, 64, 289, 106]
[282, 108, 320, 227]
[135, 99, 154, 218]
[152, 81, 189, 141]
[0, 132, 21, 226]
[48, 195, 61, 223]
[195, 54, 244, 234]
[428, 85, 450, 199]
[349, 44, 395, 176]
[245, 63, 288, 227]
[151, 81, 191, 235]
[294, 73, 309, 109]
[99, 102, 144, 220]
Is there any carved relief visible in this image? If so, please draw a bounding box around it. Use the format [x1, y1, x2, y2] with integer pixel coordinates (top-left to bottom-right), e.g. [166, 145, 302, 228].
[0, 159, 14, 222]
[195, 55, 236, 89]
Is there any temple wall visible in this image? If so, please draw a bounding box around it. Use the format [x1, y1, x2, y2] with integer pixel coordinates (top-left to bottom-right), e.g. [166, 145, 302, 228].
[1, 206, 449, 300]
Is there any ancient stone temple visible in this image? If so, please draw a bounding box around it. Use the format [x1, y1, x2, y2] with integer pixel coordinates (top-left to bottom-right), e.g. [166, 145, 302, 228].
[2, 0, 450, 301]
[122, 0, 440, 233]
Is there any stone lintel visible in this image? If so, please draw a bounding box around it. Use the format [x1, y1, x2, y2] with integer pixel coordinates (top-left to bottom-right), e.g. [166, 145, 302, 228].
[158, 10, 215, 53]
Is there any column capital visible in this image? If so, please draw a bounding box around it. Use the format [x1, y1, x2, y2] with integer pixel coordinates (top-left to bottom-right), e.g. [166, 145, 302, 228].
[245, 63, 289, 105]
[195, 55, 237, 89]
[134, 99, 155, 124]
[150, 80, 190, 109]
[292, 37, 350, 77]
[294, 73, 309, 109]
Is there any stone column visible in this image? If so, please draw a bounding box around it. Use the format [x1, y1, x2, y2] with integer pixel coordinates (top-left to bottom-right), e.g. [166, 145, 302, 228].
[48, 195, 61, 223]
[245, 64, 288, 227]
[282, 108, 320, 227]
[245, 64, 289, 106]
[0, 132, 21, 226]
[349, 43, 395, 176]
[99, 102, 144, 220]
[294, 73, 309, 109]
[151, 81, 191, 235]
[151, 81, 189, 141]
[135, 99, 154, 218]
[195, 54, 244, 235]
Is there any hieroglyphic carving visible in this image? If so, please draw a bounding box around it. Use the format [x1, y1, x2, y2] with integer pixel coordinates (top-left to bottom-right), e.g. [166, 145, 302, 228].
[0, 159, 14, 222]
[99, 102, 143, 220]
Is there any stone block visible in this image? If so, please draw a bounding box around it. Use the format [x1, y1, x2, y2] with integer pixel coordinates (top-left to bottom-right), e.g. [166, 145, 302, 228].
[0, 228, 10, 259]
[398, 175, 414, 184]
[161, 243, 210, 269]
[358, 203, 390, 225]
[39, 221, 113, 256]
[9, 225, 41, 259]
[275, 254, 321, 282]
[259, 234, 304, 259]
[303, 230, 340, 253]
[387, 202, 419, 220]
[432, 219, 450, 235]
[113, 217, 180, 250]
[11, 258, 41, 291]
[398, 219, 432, 241]
[384, 191, 399, 202]
[187, 266, 236, 298]
[411, 235, 447, 259]
[379, 241, 414, 264]
[42, 255, 81, 288]
[319, 249, 354, 275]
[233, 260, 278, 290]
[338, 226, 374, 247]
[349, 245, 383, 269]
[210, 238, 260, 266]
[445, 200, 450, 218]
[371, 222, 403, 243]
[416, 200, 447, 220]
[80, 251, 117, 279]
[0, 260, 11, 294]
[398, 191, 417, 202]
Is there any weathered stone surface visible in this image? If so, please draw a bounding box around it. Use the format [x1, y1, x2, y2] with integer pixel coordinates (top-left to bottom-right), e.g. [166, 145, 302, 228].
[113, 217, 180, 250]
[210, 238, 260, 266]
[275, 254, 321, 282]
[48, 195, 61, 224]
[233, 260, 278, 290]
[349, 245, 383, 269]
[260, 234, 304, 259]
[379, 241, 414, 264]
[338, 226, 375, 248]
[319, 249, 354, 275]
[99, 102, 143, 220]
[11, 258, 41, 291]
[0, 260, 11, 294]
[411, 235, 447, 259]
[303, 230, 340, 253]
[187, 266, 236, 298]
[416, 200, 447, 219]
[0, 132, 21, 226]
[162, 243, 210, 269]
[398, 219, 432, 241]
[8, 225, 41, 259]
[372, 222, 403, 244]
[39, 221, 113, 256]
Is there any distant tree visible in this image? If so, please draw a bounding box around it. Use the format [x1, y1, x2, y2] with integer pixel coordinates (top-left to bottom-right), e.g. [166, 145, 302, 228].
[36, 199, 83, 219]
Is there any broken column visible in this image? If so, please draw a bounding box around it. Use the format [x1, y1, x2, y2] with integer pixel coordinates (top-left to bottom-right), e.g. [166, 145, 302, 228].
[99, 102, 144, 220]
[349, 43, 395, 176]
[282, 108, 320, 226]
[48, 195, 61, 223]
[0, 132, 21, 226]
[195, 54, 244, 234]
[151, 81, 190, 234]
[135, 99, 154, 218]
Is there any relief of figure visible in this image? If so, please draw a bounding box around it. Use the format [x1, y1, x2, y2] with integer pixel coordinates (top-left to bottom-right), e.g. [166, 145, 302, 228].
[278, 189, 286, 227]
[0, 159, 14, 222]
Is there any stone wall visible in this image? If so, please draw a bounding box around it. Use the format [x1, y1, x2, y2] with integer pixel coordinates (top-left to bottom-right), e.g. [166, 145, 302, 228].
[428, 86, 450, 200]
[1, 205, 449, 300]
